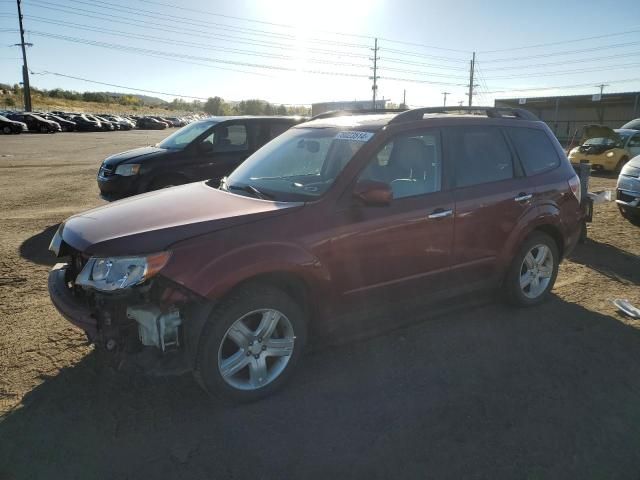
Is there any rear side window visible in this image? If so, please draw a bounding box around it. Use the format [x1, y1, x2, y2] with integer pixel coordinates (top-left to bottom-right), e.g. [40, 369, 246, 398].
[449, 126, 514, 188]
[507, 127, 560, 175]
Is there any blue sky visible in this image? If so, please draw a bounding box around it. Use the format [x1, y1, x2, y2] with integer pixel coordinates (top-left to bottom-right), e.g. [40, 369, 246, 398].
[1, 0, 639, 107]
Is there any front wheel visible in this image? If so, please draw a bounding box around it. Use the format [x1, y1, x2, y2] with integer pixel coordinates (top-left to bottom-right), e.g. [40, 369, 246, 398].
[505, 232, 559, 306]
[2, 126, 11, 134]
[194, 285, 307, 402]
[619, 205, 640, 227]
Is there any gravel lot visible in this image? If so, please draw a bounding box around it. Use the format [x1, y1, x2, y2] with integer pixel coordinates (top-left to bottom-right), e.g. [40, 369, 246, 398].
[1, 131, 639, 479]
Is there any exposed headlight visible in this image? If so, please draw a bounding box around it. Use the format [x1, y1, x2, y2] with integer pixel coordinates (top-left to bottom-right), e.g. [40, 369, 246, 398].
[76, 252, 171, 291]
[606, 151, 615, 158]
[115, 164, 141, 176]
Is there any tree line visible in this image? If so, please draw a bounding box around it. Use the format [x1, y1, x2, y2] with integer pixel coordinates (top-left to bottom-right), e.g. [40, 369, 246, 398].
[1, 83, 311, 115]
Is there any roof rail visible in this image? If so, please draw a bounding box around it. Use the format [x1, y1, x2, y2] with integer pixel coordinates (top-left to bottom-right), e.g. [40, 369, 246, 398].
[309, 108, 408, 121]
[388, 106, 538, 124]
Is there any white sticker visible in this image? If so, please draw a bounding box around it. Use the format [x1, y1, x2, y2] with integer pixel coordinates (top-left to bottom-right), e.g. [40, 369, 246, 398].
[335, 131, 374, 142]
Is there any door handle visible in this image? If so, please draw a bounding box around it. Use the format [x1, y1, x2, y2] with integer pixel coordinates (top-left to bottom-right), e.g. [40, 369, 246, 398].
[514, 193, 533, 202]
[428, 208, 453, 219]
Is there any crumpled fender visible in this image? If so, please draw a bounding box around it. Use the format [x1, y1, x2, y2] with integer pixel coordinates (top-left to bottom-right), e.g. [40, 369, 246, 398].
[164, 240, 332, 306]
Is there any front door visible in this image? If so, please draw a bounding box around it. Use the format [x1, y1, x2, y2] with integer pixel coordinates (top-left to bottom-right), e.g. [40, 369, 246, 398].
[329, 129, 454, 315]
[185, 122, 253, 183]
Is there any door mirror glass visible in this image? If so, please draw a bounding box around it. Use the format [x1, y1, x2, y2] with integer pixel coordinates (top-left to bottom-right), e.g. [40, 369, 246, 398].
[353, 180, 393, 206]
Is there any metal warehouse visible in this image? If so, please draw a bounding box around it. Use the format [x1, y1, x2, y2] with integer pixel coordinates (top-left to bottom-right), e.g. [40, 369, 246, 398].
[495, 91, 640, 145]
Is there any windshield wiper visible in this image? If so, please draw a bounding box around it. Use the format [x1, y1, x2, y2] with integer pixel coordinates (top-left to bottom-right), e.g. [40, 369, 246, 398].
[227, 183, 275, 200]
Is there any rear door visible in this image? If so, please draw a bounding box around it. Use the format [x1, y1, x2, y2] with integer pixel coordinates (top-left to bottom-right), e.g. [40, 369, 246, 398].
[446, 125, 534, 287]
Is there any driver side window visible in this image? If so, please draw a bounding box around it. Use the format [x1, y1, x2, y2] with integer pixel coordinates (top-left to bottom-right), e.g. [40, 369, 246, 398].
[201, 124, 248, 153]
[359, 131, 442, 199]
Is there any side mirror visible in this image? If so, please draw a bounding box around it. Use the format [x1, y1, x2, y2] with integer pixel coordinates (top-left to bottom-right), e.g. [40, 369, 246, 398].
[353, 180, 392, 207]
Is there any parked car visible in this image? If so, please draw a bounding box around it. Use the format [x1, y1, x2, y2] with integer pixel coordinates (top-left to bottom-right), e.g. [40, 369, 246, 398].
[568, 125, 640, 172]
[95, 115, 120, 130]
[49, 107, 583, 402]
[106, 115, 134, 130]
[70, 114, 103, 132]
[136, 117, 167, 130]
[0, 114, 28, 134]
[621, 118, 640, 130]
[616, 154, 640, 226]
[42, 114, 76, 132]
[97, 116, 303, 199]
[6, 112, 61, 133]
[84, 114, 114, 131]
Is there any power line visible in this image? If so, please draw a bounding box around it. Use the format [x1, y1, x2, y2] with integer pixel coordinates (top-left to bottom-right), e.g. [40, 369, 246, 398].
[481, 40, 640, 63]
[24, 2, 370, 59]
[28, 0, 370, 50]
[485, 77, 640, 94]
[27, 31, 376, 79]
[31, 70, 210, 99]
[23, 16, 371, 69]
[479, 51, 640, 72]
[479, 26, 640, 54]
[135, 0, 472, 54]
[484, 61, 640, 80]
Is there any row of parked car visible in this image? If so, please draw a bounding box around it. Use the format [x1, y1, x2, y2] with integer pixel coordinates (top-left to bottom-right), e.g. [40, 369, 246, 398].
[0, 110, 201, 134]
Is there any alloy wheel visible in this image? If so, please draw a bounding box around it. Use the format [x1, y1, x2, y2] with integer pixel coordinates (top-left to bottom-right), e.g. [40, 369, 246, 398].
[519, 244, 554, 299]
[218, 309, 295, 391]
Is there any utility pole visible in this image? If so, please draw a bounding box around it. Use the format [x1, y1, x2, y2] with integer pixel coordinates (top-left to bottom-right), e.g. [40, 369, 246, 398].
[467, 51, 476, 107]
[15, 0, 32, 112]
[402, 89, 406, 108]
[370, 38, 379, 110]
[595, 83, 609, 96]
[442, 91, 450, 107]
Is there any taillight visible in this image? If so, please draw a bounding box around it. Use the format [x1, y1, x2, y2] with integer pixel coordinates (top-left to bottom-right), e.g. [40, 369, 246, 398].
[568, 175, 581, 204]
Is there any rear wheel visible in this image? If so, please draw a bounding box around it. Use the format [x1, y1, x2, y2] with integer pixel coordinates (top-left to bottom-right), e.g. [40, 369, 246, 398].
[505, 232, 559, 306]
[194, 284, 307, 402]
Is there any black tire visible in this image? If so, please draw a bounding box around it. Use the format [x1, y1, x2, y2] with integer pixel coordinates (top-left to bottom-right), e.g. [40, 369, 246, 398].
[39, 125, 48, 133]
[618, 205, 640, 227]
[505, 231, 560, 307]
[194, 284, 307, 402]
[2, 126, 11, 134]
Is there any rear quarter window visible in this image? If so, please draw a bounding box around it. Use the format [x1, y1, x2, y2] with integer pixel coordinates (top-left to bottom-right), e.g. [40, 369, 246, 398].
[507, 127, 561, 176]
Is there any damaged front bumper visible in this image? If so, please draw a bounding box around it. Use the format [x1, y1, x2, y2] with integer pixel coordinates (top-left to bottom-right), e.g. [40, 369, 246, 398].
[48, 262, 212, 373]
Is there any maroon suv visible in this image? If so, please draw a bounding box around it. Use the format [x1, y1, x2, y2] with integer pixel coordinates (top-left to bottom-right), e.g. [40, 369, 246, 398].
[48, 107, 583, 401]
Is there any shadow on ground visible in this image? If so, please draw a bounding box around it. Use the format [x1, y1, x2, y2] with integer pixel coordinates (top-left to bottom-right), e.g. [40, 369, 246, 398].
[2, 297, 640, 479]
[19, 224, 60, 266]
[569, 238, 640, 286]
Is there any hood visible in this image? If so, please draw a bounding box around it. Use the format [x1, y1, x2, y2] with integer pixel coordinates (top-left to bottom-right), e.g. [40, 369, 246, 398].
[580, 124, 621, 144]
[60, 182, 302, 256]
[103, 145, 169, 167]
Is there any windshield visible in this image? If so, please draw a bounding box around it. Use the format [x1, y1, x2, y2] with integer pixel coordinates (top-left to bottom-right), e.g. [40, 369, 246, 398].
[222, 127, 374, 202]
[157, 121, 215, 150]
[584, 137, 618, 146]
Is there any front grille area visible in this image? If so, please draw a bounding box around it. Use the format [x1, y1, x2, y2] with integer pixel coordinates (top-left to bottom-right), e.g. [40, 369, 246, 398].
[618, 190, 638, 203]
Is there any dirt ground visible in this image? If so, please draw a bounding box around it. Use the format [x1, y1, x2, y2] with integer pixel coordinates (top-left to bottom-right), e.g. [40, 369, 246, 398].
[0, 131, 639, 479]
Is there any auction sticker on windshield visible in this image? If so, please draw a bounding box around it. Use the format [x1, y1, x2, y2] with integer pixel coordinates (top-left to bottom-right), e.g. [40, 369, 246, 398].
[335, 131, 374, 142]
